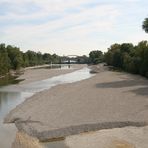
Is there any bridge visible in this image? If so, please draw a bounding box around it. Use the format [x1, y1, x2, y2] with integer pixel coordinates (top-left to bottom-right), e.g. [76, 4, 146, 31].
[61, 55, 79, 64]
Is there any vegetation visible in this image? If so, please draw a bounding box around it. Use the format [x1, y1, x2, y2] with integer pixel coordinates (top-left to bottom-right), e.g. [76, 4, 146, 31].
[0, 44, 61, 76]
[89, 50, 104, 64]
[104, 41, 148, 78]
[1, 18, 147, 78]
[142, 18, 148, 33]
[0, 44, 10, 75]
[0, 43, 91, 77]
[89, 18, 148, 78]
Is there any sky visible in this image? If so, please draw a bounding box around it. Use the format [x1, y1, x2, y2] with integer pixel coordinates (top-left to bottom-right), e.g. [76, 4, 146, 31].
[0, 0, 148, 56]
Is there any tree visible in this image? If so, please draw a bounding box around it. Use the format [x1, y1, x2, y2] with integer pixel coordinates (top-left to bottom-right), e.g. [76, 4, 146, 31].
[112, 49, 122, 67]
[22, 52, 29, 67]
[104, 44, 121, 66]
[7, 45, 23, 70]
[142, 18, 148, 33]
[77, 55, 89, 64]
[120, 43, 133, 53]
[0, 44, 10, 75]
[37, 52, 43, 65]
[51, 54, 61, 64]
[43, 53, 52, 64]
[89, 50, 103, 64]
[0, 43, 64, 77]
[25, 50, 38, 66]
[104, 41, 148, 78]
[136, 41, 148, 76]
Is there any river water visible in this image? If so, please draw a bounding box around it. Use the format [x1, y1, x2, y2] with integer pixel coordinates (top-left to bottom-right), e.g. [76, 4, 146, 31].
[0, 67, 93, 148]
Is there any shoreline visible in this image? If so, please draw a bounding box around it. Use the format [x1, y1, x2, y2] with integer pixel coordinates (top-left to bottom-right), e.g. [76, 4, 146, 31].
[17, 64, 86, 85]
[0, 64, 86, 148]
[4, 64, 148, 147]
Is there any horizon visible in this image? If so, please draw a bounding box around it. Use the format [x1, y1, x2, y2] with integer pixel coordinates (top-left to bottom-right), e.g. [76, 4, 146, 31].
[1, 41, 148, 57]
[0, 0, 148, 56]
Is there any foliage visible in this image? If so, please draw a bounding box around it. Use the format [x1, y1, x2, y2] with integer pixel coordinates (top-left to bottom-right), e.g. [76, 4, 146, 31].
[43, 53, 52, 64]
[0, 43, 62, 76]
[142, 18, 148, 33]
[77, 55, 89, 64]
[51, 54, 61, 64]
[0, 44, 10, 75]
[7, 45, 23, 70]
[89, 50, 104, 64]
[104, 41, 148, 78]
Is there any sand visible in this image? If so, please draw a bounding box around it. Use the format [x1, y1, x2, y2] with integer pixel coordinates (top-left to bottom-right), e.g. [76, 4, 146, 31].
[1, 64, 85, 148]
[4, 64, 148, 147]
[65, 125, 148, 148]
[18, 64, 85, 84]
[12, 132, 42, 148]
[13, 125, 148, 148]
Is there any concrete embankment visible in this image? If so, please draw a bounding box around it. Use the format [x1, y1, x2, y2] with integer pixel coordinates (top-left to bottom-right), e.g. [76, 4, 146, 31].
[4, 64, 148, 146]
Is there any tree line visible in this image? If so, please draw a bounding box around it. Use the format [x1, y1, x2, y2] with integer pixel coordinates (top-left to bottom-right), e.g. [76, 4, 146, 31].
[88, 17, 148, 78]
[0, 44, 60, 76]
[89, 41, 148, 78]
[104, 41, 148, 77]
[0, 43, 90, 77]
[1, 18, 147, 77]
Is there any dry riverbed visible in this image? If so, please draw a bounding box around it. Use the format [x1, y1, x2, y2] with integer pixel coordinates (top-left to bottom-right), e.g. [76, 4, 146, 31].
[4, 64, 148, 147]
[0, 64, 85, 148]
[18, 64, 85, 84]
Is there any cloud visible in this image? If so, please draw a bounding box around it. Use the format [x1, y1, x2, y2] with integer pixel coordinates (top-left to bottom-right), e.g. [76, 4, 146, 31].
[1, 2, 119, 44]
[0, 0, 147, 55]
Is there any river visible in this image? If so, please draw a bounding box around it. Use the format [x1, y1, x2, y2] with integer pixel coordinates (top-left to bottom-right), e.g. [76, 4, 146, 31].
[0, 66, 93, 148]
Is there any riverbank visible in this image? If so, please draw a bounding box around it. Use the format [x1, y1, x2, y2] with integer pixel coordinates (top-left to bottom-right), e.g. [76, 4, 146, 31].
[4, 64, 148, 147]
[17, 64, 85, 84]
[0, 64, 86, 148]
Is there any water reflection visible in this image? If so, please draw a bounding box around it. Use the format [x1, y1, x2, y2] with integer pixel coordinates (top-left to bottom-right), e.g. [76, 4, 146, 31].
[0, 92, 20, 118]
[0, 91, 33, 148]
[0, 91, 33, 119]
[0, 75, 23, 87]
[35, 64, 71, 70]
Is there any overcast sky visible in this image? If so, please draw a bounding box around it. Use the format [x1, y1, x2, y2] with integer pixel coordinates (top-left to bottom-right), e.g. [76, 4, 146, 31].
[0, 0, 148, 55]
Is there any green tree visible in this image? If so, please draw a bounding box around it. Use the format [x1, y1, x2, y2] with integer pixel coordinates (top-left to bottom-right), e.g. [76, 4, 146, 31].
[0, 44, 10, 75]
[104, 44, 121, 66]
[104, 41, 148, 78]
[26, 50, 38, 66]
[51, 54, 61, 64]
[89, 50, 103, 64]
[112, 49, 122, 67]
[142, 18, 148, 33]
[43, 53, 52, 64]
[77, 55, 89, 64]
[136, 41, 148, 76]
[22, 52, 29, 67]
[7, 45, 23, 70]
[37, 52, 43, 65]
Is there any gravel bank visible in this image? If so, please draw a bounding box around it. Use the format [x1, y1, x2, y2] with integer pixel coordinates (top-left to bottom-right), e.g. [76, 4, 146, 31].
[5, 64, 148, 142]
[18, 64, 85, 84]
